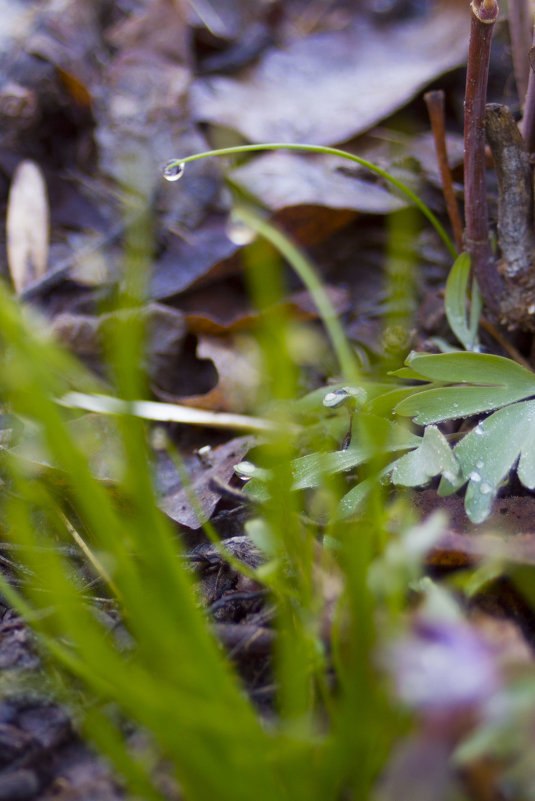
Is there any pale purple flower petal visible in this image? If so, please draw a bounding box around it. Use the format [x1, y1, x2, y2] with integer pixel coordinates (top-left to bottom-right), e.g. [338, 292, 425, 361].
[389, 620, 500, 712]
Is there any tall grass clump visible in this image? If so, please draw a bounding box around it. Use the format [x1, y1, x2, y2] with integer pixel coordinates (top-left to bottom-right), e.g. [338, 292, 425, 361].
[0, 159, 437, 800]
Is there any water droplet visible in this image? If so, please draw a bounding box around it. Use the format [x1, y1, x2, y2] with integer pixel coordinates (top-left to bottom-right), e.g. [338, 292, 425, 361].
[234, 460, 257, 479]
[195, 445, 213, 468]
[476, 459, 484, 469]
[469, 471, 481, 483]
[480, 482, 492, 495]
[324, 389, 350, 408]
[474, 424, 485, 436]
[443, 470, 457, 484]
[226, 214, 257, 246]
[452, 403, 459, 409]
[150, 426, 169, 450]
[163, 160, 185, 182]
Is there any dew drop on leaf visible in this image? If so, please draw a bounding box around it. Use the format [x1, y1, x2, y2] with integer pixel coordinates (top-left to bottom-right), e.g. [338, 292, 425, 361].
[324, 389, 350, 408]
[476, 459, 484, 469]
[480, 482, 492, 495]
[474, 424, 485, 436]
[469, 471, 481, 483]
[163, 160, 185, 182]
[234, 460, 256, 480]
[443, 470, 457, 484]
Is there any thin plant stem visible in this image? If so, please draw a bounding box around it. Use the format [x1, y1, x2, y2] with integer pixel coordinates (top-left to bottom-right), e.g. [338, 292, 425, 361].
[479, 316, 533, 368]
[164, 143, 457, 258]
[234, 206, 360, 383]
[60, 511, 122, 601]
[508, 0, 532, 104]
[424, 90, 464, 251]
[464, 0, 502, 316]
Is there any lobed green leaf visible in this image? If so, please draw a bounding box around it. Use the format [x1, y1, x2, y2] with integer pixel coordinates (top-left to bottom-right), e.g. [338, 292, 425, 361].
[438, 399, 535, 523]
[390, 425, 459, 487]
[394, 352, 535, 424]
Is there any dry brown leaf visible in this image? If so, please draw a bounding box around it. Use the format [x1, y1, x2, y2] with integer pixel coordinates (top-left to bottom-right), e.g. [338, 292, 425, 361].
[6, 160, 50, 293]
[106, 0, 189, 62]
[191, 1, 469, 145]
[157, 435, 254, 528]
[179, 283, 350, 334]
[230, 152, 407, 214]
[51, 303, 186, 390]
[174, 334, 261, 413]
[186, 0, 261, 40]
[355, 130, 465, 187]
[151, 216, 241, 300]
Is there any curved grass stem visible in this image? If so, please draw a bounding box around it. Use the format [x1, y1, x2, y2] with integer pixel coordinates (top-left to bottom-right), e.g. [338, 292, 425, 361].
[164, 143, 457, 258]
[235, 206, 360, 383]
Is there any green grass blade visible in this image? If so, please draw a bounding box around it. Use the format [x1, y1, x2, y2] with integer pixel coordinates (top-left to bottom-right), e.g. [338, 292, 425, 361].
[164, 143, 457, 257]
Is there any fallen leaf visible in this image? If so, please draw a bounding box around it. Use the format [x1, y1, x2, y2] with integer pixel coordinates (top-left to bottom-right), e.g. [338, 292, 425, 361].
[161, 334, 262, 413]
[230, 152, 408, 214]
[51, 303, 187, 391]
[6, 160, 49, 293]
[151, 217, 242, 300]
[187, 0, 262, 40]
[157, 435, 254, 528]
[27, 0, 103, 93]
[105, 0, 190, 64]
[355, 130, 466, 187]
[0, 0, 39, 54]
[92, 0, 223, 228]
[271, 205, 357, 246]
[178, 283, 350, 334]
[191, 1, 469, 145]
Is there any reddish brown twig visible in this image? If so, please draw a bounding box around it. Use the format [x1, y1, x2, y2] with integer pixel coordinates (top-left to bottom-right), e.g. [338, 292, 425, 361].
[424, 90, 464, 252]
[464, 0, 502, 316]
[479, 315, 533, 367]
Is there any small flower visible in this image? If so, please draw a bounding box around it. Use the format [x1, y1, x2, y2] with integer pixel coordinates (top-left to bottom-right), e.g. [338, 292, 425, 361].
[388, 620, 500, 713]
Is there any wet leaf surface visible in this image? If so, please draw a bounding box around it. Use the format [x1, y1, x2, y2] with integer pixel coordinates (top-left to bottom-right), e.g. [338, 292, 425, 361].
[230, 152, 408, 214]
[191, 1, 469, 145]
[156, 435, 254, 528]
[169, 334, 262, 413]
[150, 216, 241, 300]
[51, 302, 187, 391]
